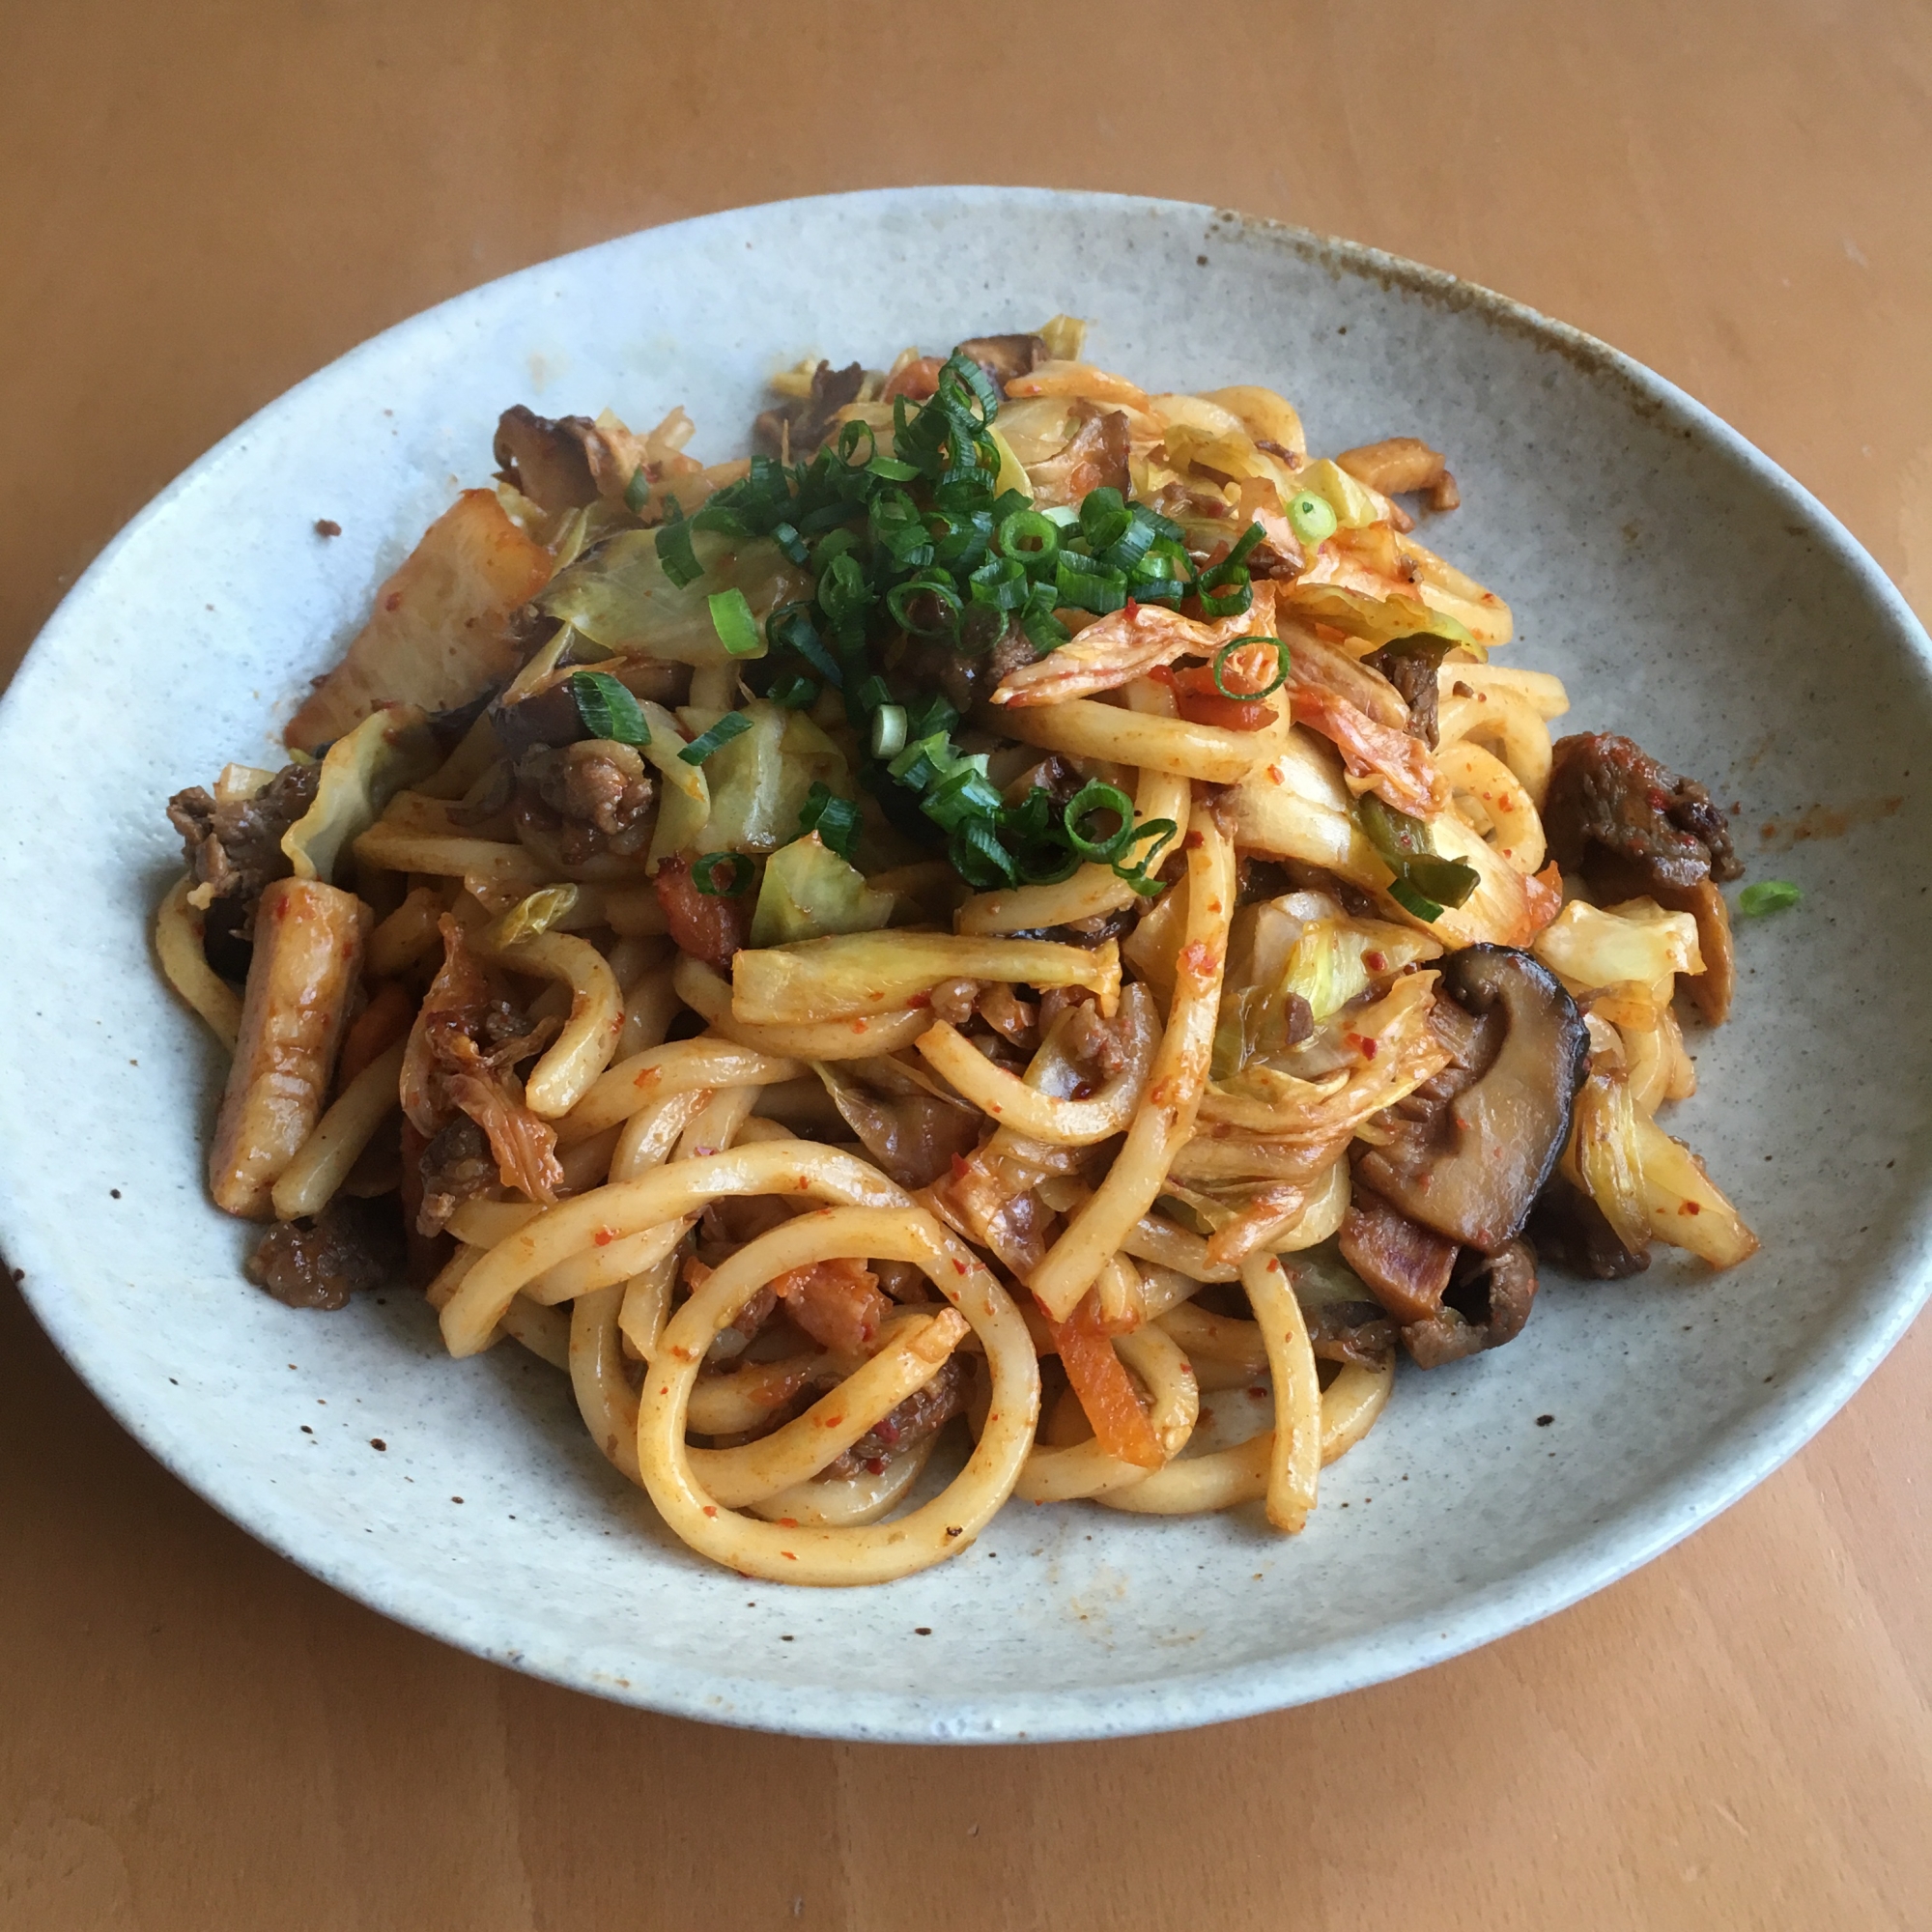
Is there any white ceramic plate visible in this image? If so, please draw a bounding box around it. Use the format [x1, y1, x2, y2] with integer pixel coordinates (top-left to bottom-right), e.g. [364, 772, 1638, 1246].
[5, 189, 1928, 1744]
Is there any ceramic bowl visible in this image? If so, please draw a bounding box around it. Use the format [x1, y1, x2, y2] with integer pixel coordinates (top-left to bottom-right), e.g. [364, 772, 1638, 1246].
[3, 188, 1926, 1743]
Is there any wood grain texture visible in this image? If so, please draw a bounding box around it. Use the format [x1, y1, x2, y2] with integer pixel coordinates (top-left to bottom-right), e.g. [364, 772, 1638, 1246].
[2, 3, 1927, 1925]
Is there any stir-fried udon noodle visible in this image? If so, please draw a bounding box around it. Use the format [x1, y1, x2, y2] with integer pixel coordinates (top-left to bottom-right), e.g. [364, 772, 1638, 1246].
[156, 320, 1761, 1584]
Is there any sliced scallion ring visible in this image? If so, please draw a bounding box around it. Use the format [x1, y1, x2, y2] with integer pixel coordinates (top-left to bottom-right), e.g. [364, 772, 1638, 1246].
[707, 586, 764, 657]
[1063, 781, 1136, 863]
[870, 704, 908, 758]
[1286, 491, 1338, 546]
[1210, 635, 1290, 699]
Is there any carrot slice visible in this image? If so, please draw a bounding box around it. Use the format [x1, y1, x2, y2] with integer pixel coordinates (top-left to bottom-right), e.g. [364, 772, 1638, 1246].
[1046, 1293, 1163, 1468]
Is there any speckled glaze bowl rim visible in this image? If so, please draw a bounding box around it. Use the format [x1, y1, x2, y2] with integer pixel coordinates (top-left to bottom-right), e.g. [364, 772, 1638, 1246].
[7, 187, 1929, 1743]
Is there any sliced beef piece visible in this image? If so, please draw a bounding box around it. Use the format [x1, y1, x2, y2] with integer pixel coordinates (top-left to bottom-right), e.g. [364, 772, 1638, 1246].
[653, 854, 753, 972]
[1362, 642, 1442, 748]
[822, 1353, 966, 1478]
[512, 740, 655, 866]
[167, 763, 321, 940]
[1545, 731, 1743, 894]
[753, 360, 867, 459]
[415, 1115, 501, 1237]
[245, 1198, 404, 1311]
[952, 333, 1048, 389]
[1304, 1297, 1398, 1368]
[895, 621, 1043, 717]
[1027, 406, 1131, 507]
[493, 405, 605, 515]
[1337, 1187, 1459, 1324]
[817, 1066, 981, 1190]
[1400, 1239, 1538, 1367]
[1527, 1174, 1651, 1279]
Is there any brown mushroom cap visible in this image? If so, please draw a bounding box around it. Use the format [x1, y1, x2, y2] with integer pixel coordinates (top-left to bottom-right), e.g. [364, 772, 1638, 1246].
[493, 406, 603, 515]
[1401, 1239, 1538, 1367]
[952, 333, 1048, 387]
[1355, 945, 1588, 1253]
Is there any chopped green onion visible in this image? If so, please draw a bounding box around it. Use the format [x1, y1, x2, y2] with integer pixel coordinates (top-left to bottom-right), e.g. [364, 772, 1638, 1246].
[1063, 781, 1136, 863]
[887, 732, 951, 790]
[655, 508, 702, 588]
[969, 554, 1031, 611]
[922, 765, 1006, 832]
[996, 508, 1062, 574]
[936, 353, 1001, 428]
[816, 552, 872, 627]
[950, 819, 1019, 890]
[1403, 853, 1481, 908]
[1055, 554, 1129, 615]
[1287, 491, 1338, 547]
[1078, 487, 1132, 555]
[852, 673, 893, 714]
[1114, 817, 1179, 895]
[1195, 580, 1254, 619]
[870, 704, 908, 758]
[885, 571, 964, 636]
[677, 712, 753, 766]
[568, 670, 650, 747]
[836, 419, 877, 468]
[707, 587, 764, 657]
[798, 781, 863, 860]
[692, 852, 753, 896]
[866, 454, 923, 482]
[1210, 635, 1290, 700]
[1020, 586, 1071, 654]
[623, 467, 652, 515]
[1197, 523, 1265, 591]
[1387, 877, 1444, 922]
[768, 604, 843, 688]
[1355, 793, 1478, 917]
[770, 520, 810, 565]
[905, 693, 959, 741]
[767, 670, 819, 709]
[1738, 880, 1803, 917]
[1040, 503, 1081, 528]
[1356, 792, 1432, 865]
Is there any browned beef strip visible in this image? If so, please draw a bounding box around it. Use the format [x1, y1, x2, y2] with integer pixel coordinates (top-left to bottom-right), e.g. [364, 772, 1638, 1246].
[895, 620, 1042, 717]
[511, 740, 655, 865]
[245, 1199, 405, 1311]
[654, 855, 753, 973]
[1527, 1175, 1651, 1279]
[1400, 1239, 1538, 1367]
[821, 1354, 966, 1479]
[415, 1115, 500, 1237]
[1338, 1187, 1459, 1324]
[1544, 731, 1742, 893]
[1362, 644, 1441, 748]
[753, 360, 867, 458]
[166, 763, 321, 940]
[1304, 1296, 1397, 1368]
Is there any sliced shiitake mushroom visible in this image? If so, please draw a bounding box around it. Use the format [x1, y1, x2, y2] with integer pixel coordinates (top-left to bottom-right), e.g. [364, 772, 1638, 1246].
[1355, 946, 1588, 1254]
[494, 405, 604, 515]
[952, 332, 1048, 388]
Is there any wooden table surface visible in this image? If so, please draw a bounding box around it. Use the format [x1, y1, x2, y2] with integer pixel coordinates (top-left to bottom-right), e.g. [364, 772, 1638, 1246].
[4, 5, 1928, 1925]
